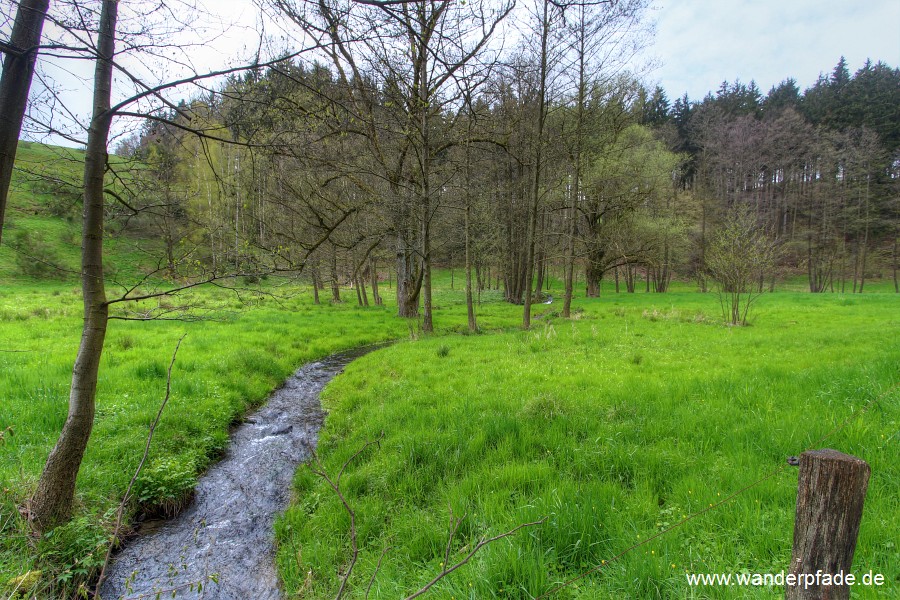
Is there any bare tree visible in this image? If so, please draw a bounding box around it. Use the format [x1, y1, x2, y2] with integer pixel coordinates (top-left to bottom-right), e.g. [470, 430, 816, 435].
[30, 0, 118, 530]
[270, 0, 513, 331]
[705, 207, 776, 326]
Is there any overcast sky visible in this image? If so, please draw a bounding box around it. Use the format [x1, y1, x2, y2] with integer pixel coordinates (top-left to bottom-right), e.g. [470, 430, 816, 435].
[9, 0, 900, 146]
[647, 0, 900, 101]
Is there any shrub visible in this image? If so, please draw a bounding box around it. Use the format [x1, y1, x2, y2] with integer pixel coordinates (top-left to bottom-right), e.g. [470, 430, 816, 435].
[135, 456, 197, 517]
[705, 207, 777, 325]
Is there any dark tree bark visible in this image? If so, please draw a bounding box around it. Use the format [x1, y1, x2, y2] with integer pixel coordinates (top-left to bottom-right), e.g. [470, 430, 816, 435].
[30, 0, 117, 531]
[0, 0, 51, 245]
[311, 266, 321, 304]
[893, 233, 898, 293]
[330, 243, 341, 303]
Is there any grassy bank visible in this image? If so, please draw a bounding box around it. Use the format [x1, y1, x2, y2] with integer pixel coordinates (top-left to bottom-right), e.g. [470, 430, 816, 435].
[0, 276, 525, 595]
[276, 291, 899, 598]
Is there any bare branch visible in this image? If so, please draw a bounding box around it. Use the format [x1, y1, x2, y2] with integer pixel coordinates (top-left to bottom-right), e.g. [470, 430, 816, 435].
[93, 334, 187, 598]
[404, 516, 547, 599]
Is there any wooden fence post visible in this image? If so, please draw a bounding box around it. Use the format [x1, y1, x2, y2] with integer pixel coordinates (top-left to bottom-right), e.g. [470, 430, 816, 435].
[786, 449, 870, 600]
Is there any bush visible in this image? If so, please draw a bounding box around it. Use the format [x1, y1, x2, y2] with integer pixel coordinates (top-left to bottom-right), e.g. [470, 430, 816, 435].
[36, 516, 108, 598]
[135, 456, 197, 517]
[705, 207, 777, 325]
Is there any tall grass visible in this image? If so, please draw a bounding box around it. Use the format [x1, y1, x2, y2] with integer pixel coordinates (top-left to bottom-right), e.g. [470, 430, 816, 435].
[276, 291, 899, 599]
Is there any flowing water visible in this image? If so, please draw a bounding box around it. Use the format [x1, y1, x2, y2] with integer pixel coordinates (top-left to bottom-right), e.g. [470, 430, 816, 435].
[99, 347, 375, 600]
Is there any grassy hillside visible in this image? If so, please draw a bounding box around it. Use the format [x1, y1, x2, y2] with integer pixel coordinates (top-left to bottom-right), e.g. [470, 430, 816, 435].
[0, 141, 153, 283]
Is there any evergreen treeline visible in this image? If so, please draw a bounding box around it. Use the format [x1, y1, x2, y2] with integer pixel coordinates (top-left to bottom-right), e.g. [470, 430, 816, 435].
[641, 57, 900, 293]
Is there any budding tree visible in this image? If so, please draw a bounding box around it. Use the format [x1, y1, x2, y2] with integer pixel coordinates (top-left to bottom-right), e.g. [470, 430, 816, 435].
[705, 207, 776, 326]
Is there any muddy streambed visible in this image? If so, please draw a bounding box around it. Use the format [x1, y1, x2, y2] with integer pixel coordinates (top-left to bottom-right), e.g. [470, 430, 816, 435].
[99, 347, 377, 600]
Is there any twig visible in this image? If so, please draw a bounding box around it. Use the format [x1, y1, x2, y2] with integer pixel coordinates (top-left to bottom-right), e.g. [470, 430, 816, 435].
[93, 334, 187, 598]
[307, 431, 384, 600]
[364, 545, 392, 600]
[404, 517, 547, 600]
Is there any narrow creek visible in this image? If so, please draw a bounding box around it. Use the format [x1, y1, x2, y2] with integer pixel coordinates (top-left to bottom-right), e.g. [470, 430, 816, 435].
[99, 347, 376, 600]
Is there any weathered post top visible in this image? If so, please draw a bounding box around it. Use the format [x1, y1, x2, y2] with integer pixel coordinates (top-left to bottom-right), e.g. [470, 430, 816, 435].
[786, 449, 870, 600]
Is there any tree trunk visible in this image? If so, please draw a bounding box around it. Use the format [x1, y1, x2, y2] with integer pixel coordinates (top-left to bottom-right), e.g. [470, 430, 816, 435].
[396, 232, 421, 317]
[370, 260, 381, 305]
[893, 234, 898, 293]
[858, 179, 870, 293]
[330, 243, 341, 303]
[30, 0, 117, 532]
[422, 229, 433, 331]
[311, 267, 320, 305]
[0, 0, 50, 244]
[585, 246, 604, 297]
[523, 0, 550, 329]
[463, 126, 477, 332]
[563, 24, 583, 319]
[585, 264, 601, 297]
[534, 211, 546, 297]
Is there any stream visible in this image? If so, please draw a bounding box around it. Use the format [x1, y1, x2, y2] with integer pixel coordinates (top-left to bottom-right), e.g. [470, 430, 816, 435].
[99, 347, 375, 600]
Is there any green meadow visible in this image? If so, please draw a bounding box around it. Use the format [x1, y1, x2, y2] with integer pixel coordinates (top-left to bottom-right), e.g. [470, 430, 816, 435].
[273, 289, 899, 599]
[2, 276, 899, 598]
[1, 143, 898, 598]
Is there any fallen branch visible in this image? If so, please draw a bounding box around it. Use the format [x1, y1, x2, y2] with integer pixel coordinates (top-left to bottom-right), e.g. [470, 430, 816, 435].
[364, 545, 392, 600]
[307, 431, 384, 600]
[307, 431, 545, 600]
[404, 515, 547, 600]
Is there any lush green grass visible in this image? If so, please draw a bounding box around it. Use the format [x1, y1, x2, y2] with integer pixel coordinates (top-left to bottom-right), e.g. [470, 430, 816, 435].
[0, 275, 529, 596]
[3, 140, 899, 597]
[275, 291, 900, 599]
[0, 141, 158, 284]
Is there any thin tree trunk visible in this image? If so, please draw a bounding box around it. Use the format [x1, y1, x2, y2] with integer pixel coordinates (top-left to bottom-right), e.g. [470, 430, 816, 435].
[524, 0, 550, 329]
[534, 213, 545, 298]
[360, 274, 369, 306]
[418, 29, 434, 334]
[463, 116, 477, 332]
[465, 196, 476, 332]
[893, 234, 898, 293]
[331, 244, 341, 303]
[858, 177, 870, 293]
[311, 267, 320, 305]
[31, 0, 117, 531]
[0, 0, 50, 241]
[0, 0, 50, 245]
[370, 259, 381, 305]
[422, 229, 433, 331]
